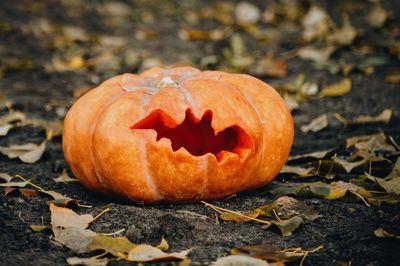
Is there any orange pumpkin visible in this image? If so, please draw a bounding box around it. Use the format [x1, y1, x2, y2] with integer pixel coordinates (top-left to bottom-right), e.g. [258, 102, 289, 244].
[62, 66, 293, 203]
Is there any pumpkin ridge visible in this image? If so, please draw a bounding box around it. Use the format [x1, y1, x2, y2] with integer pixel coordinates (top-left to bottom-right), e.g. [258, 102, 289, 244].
[89, 89, 126, 190]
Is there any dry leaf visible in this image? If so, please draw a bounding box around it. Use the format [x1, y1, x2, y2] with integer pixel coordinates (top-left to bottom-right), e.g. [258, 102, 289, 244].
[300, 114, 328, 133]
[297, 46, 335, 63]
[319, 78, 351, 97]
[283, 94, 299, 112]
[272, 216, 303, 236]
[0, 180, 29, 188]
[88, 235, 136, 257]
[67, 256, 110, 266]
[0, 141, 46, 163]
[354, 133, 396, 153]
[0, 111, 26, 136]
[220, 209, 261, 222]
[178, 29, 226, 41]
[288, 149, 335, 161]
[127, 244, 191, 262]
[231, 244, 321, 262]
[367, 4, 388, 28]
[385, 74, 400, 84]
[302, 6, 331, 41]
[250, 56, 286, 78]
[212, 255, 268, 266]
[374, 228, 400, 239]
[53, 227, 97, 253]
[50, 203, 93, 229]
[280, 165, 314, 176]
[334, 109, 392, 126]
[235, 2, 260, 24]
[0, 173, 13, 183]
[53, 169, 78, 183]
[223, 34, 254, 72]
[327, 15, 357, 46]
[156, 237, 170, 251]
[345, 133, 385, 149]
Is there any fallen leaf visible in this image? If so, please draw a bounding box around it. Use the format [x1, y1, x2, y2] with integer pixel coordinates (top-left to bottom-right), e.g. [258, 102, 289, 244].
[300, 114, 328, 133]
[178, 29, 226, 41]
[283, 94, 300, 112]
[53, 169, 78, 183]
[280, 165, 314, 176]
[231, 244, 322, 262]
[334, 158, 367, 173]
[272, 216, 303, 236]
[319, 78, 351, 97]
[297, 46, 335, 63]
[258, 196, 322, 223]
[50, 203, 94, 229]
[0, 180, 29, 188]
[288, 149, 335, 162]
[0, 111, 26, 136]
[334, 109, 392, 126]
[385, 74, 400, 84]
[367, 4, 388, 28]
[0, 173, 13, 183]
[53, 227, 97, 253]
[156, 237, 169, 251]
[88, 235, 136, 257]
[302, 6, 331, 41]
[354, 133, 396, 153]
[212, 255, 268, 266]
[127, 244, 191, 262]
[223, 34, 254, 72]
[220, 209, 261, 222]
[30, 224, 51, 232]
[374, 228, 400, 239]
[234, 2, 260, 24]
[0, 141, 46, 163]
[19, 188, 39, 197]
[66, 256, 110, 266]
[327, 15, 357, 46]
[250, 55, 287, 78]
[345, 133, 385, 149]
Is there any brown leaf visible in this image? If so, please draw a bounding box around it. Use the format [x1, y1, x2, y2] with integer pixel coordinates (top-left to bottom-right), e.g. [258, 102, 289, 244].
[385, 74, 400, 84]
[53, 227, 96, 253]
[288, 149, 335, 161]
[300, 114, 328, 133]
[367, 4, 388, 28]
[220, 209, 261, 222]
[302, 6, 332, 41]
[319, 78, 351, 97]
[327, 15, 357, 46]
[19, 188, 39, 197]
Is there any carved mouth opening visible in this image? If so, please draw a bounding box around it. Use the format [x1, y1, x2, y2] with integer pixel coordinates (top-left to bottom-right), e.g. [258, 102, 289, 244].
[131, 109, 253, 161]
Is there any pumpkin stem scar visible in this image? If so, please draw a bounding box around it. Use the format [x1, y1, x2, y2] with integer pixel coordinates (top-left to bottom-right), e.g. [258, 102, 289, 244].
[131, 109, 253, 161]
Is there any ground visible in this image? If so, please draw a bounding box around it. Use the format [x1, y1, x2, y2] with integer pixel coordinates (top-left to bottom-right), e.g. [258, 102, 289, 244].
[0, 0, 399, 266]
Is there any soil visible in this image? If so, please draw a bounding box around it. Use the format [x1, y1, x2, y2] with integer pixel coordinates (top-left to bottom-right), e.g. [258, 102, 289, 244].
[0, 0, 399, 266]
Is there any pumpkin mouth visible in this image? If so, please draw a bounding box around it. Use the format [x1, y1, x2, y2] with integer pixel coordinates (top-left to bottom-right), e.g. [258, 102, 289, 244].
[131, 109, 253, 161]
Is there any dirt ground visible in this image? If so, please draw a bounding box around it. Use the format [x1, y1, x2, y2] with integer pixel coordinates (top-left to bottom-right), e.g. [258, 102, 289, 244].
[0, 0, 399, 265]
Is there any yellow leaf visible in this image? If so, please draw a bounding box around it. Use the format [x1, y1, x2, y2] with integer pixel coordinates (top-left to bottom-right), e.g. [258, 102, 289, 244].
[319, 78, 351, 97]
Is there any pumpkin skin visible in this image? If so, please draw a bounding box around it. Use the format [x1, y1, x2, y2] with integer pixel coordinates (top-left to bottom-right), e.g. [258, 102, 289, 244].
[62, 66, 294, 203]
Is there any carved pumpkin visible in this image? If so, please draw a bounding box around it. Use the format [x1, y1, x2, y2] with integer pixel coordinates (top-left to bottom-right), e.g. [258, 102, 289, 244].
[63, 67, 293, 203]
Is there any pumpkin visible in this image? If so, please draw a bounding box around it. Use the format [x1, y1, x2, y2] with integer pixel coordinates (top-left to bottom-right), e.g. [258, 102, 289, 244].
[62, 66, 293, 203]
